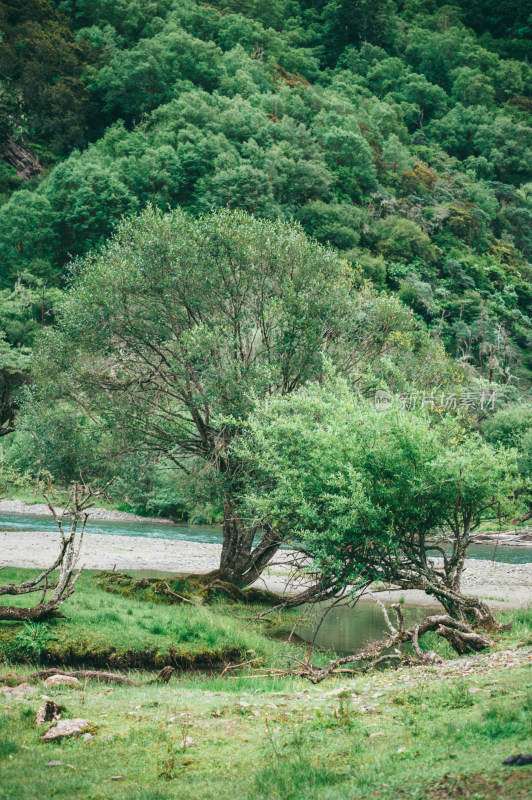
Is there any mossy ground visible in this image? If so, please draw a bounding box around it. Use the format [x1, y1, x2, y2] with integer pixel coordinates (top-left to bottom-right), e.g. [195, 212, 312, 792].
[0, 569, 299, 670]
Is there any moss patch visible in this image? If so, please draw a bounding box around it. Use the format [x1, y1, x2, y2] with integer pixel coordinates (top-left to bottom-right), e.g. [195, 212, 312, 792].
[96, 571, 281, 605]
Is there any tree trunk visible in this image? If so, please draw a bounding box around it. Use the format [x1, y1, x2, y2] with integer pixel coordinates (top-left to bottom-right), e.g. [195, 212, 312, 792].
[206, 498, 282, 587]
[425, 583, 499, 630]
[298, 613, 494, 683]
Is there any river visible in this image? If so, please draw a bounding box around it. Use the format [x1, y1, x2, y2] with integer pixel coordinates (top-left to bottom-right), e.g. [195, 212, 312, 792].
[1, 510, 529, 657]
[0, 512, 530, 564]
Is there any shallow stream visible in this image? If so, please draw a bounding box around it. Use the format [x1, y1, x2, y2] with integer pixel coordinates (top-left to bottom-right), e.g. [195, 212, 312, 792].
[2, 511, 528, 658]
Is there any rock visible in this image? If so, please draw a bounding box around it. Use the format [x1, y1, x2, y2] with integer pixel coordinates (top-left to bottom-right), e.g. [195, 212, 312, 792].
[35, 701, 62, 726]
[503, 753, 532, 766]
[45, 761, 75, 769]
[42, 718, 93, 742]
[83, 733, 94, 741]
[360, 705, 378, 714]
[44, 675, 81, 688]
[180, 736, 195, 747]
[368, 732, 385, 738]
[0, 683, 38, 698]
[324, 686, 351, 697]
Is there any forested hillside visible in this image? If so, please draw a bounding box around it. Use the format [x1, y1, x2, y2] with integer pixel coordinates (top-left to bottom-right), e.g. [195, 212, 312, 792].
[1, 0, 531, 382]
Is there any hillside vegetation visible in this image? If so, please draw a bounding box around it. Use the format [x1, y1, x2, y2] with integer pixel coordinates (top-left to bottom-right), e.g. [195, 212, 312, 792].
[1, 0, 531, 384]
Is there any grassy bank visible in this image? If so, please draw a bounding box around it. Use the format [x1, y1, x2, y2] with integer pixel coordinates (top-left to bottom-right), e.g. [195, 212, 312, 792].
[0, 569, 296, 670]
[1, 570, 531, 799]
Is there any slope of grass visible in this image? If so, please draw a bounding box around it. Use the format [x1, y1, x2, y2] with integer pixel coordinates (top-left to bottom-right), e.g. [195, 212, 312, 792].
[0, 569, 297, 669]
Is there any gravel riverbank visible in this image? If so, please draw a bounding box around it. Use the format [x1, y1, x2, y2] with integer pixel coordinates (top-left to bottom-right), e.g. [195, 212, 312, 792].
[1, 528, 530, 608]
[0, 499, 174, 524]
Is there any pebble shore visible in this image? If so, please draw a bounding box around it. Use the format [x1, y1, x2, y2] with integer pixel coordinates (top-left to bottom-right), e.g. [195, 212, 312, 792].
[1, 526, 530, 607]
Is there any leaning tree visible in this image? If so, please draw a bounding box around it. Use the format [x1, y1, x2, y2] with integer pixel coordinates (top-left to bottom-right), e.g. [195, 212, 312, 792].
[236, 378, 517, 641]
[32, 207, 421, 587]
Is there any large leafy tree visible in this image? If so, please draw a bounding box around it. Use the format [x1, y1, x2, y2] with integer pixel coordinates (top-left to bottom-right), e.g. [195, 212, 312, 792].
[33, 207, 417, 585]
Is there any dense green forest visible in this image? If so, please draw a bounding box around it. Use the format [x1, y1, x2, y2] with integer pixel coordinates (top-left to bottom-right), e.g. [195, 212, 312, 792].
[0, 0, 531, 515]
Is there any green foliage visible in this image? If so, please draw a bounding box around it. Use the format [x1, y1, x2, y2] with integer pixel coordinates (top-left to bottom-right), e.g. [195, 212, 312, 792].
[236, 377, 516, 586]
[483, 403, 532, 516]
[3, 621, 54, 661]
[31, 207, 428, 505]
[0, 0, 97, 159]
[0, 0, 529, 387]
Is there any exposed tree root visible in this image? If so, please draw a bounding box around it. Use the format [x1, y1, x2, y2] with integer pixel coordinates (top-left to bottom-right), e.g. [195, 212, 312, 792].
[291, 611, 493, 683]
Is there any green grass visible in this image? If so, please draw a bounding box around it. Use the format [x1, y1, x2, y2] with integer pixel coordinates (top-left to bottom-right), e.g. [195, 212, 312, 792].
[1, 570, 531, 799]
[0, 656, 530, 800]
[0, 569, 299, 670]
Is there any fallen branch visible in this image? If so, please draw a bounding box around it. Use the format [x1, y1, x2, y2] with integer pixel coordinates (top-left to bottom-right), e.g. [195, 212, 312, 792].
[219, 658, 260, 678]
[163, 582, 202, 606]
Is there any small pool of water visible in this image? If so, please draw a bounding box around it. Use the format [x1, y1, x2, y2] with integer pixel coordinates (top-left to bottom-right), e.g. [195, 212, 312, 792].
[294, 601, 436, 656]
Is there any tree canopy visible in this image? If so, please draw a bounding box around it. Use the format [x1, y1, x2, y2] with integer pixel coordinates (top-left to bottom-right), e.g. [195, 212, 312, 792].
[34, 207, 444, 582]
[236, 376, 516, 614]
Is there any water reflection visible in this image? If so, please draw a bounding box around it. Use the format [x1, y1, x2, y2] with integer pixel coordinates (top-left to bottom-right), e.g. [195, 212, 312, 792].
[294, 600, 436, 656]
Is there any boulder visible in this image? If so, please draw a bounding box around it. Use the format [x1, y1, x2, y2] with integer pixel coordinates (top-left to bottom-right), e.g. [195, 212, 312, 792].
[43, 718, 92, 742]
[44, 675, 81, 688]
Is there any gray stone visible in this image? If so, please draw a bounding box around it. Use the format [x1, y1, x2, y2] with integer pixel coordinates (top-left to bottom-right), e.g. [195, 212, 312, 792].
[0, 683, 38, 698]
[43, 718, 93, 742]
[44, 675, 81, 688]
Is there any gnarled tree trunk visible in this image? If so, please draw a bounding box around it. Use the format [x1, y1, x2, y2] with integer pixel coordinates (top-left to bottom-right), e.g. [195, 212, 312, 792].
[205, 498, 282, 587]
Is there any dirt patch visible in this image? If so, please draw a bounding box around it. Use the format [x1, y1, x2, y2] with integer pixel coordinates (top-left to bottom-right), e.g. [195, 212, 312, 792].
[420, 771, 532, 799]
